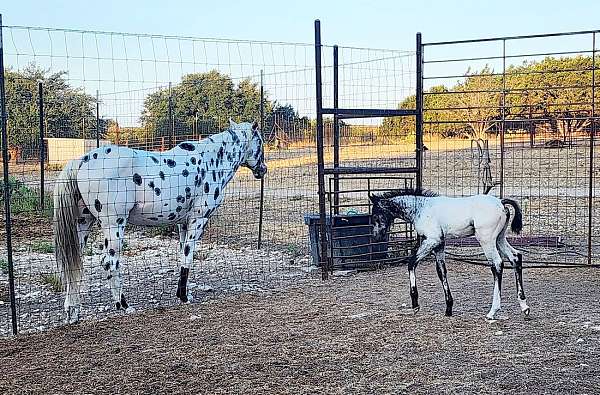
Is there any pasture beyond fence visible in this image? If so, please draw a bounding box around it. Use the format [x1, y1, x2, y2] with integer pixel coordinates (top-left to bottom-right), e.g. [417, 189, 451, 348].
[1, 17, 599, 335]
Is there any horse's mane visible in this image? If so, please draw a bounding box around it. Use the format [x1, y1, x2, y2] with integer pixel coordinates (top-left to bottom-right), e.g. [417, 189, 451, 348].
[378, 188, 439, 199]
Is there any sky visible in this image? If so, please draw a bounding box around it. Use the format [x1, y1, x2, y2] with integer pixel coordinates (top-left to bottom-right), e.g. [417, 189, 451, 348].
[3, 0, 599, 49]
[2, 1, 599, 125]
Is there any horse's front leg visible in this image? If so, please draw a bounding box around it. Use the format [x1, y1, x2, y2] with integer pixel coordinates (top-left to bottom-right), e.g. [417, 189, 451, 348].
[100, 215, 132, 313]
[177, 216, 208, 303]
[408, 237, 441, 313]
[433, 242, 453, 316]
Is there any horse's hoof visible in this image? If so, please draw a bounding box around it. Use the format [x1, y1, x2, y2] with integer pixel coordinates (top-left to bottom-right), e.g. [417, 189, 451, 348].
[412, 306, 420, 315]
[125, 307, 136, 315]
[186, 293, 194, 304]
[445, 310, 453, 317]
[65, 307, 80, 325]
[522, 307, 531, 317]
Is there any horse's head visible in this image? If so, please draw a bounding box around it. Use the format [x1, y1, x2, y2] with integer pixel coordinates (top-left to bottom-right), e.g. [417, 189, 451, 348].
[369, 194, 395, 242]
[231, 119, 267, 179]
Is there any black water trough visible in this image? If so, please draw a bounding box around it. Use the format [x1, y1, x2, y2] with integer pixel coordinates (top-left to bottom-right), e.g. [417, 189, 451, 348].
[304, 213, 389, 269]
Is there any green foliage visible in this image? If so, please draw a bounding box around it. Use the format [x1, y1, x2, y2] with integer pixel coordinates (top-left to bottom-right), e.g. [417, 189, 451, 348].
[383, 55, 598, 141]
[31, 241, 54, 254]
[0, 176, 50, 214]
[141, 70, 274, 137]
[0, 259, 8, 274]
[5, 64, 107, 153]
[40, 273, 63, 293]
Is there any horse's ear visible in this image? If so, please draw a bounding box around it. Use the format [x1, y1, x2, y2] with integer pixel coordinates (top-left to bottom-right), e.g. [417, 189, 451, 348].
[252, 121, 259, 131]
[369, 194, 379, 204]
[229, 118, 236, 128]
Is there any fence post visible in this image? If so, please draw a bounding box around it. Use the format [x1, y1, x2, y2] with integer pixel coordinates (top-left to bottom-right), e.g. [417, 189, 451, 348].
[38, 82, 45, 211]
[257, 70, 265, 249]
[96, 90, 100, 148]
[0, 14, 18, 335]
[415, 32, 424, 192]
[588, 32, 596, 265]
[333, 45, 340, 215]
[500, 39, 506, 198]
[168, 82, 174, 148]
[314, 20, 330, 279]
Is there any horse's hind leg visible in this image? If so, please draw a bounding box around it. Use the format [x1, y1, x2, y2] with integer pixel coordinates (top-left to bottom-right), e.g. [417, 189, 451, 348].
[99, 215, 131, 312]
[433, 242, 453, 316]
[498, 238, 530, 316]
[63, 209, 95, 324]
[480, 241, 504, 320]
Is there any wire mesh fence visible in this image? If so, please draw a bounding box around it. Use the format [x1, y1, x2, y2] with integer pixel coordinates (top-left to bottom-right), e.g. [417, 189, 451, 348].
[420, 31, 599, 266]
[0, 22, 415, 335]
[1, 21, 599, 337]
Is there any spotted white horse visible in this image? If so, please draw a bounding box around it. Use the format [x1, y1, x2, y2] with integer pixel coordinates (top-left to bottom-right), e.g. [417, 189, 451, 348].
[54, 120, 266, 323]
[370, 189, 530, 320]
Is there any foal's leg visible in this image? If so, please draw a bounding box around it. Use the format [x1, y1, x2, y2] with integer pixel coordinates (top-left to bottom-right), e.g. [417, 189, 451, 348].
[498, 238, 530, 316]
[99, 215, 131, 312]
[480, 241, 504, 320]
[177, 216, 209, 303]
[408, 237, 442, 313]
[433, 242, 453, 316]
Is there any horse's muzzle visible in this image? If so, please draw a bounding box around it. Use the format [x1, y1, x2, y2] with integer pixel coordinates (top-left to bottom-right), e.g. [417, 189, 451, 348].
[252, 163, 267, 179]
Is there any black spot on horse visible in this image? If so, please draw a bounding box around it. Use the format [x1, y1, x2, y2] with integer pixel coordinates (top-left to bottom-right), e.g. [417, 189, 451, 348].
[105, 147, 112, 154]
[176, 206, 182, 213]
[149, 217, 158, 221]
[184, 245, 190, 256]
[116, 217, 125, 225]
[154, 188, 161, 196]
[82, 207, 91, 215]
[82, 155, 90, 163]
[148, 181, 155, 188]
[116, 232, 120, 238]
[78, 217, 86, 224]
[159, 171, 165, 180]
[133, 173, 142, 185]
[212, 170, 216, 182]
[204, 182, 210, 193]
[190, 157, 197, 165]
[94, 199, 102, 212]
[168, 213, 176, 220]
[210, 158, 215, 166]
[104, 238, 109, 248]
[177, 195, 185, 203]
[182, 169, 189, 177]
[92, 153, 98, 159]
[217, 147, 224, 160]
[180, 142, 196, 151]
[163, 203, 169, 207]
[151, 156, 159, 163]
[200, 168, 206, 179]
[166, 159, 176, 168]
[208, 137, 214, 143]
[194, 175, 200, 186]
[214, 188, 220, 200]
[109, 248, 115, 257]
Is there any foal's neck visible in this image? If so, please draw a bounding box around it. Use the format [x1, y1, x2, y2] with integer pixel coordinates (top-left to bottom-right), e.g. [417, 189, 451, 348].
[394, 196, 427, 222]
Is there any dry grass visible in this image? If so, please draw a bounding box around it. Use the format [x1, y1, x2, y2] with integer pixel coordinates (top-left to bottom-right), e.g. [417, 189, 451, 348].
[1, 262, 599, 394]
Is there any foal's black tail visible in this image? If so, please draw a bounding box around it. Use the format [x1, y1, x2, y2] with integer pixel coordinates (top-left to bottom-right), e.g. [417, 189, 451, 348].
[501, 198, 523, 235]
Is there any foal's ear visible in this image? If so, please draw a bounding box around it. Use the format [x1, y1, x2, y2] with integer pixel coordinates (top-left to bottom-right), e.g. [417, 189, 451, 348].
[229, 118, 237, 128]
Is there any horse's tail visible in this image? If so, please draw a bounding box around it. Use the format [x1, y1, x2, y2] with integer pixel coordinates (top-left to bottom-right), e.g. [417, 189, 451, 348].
[501, 198, 523, 235]
[53, 160, 83, 289]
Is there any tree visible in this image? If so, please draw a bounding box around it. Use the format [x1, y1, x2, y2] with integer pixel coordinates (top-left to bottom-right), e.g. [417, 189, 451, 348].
[141, 70, 271, 138]
[4, 64, 99, 153]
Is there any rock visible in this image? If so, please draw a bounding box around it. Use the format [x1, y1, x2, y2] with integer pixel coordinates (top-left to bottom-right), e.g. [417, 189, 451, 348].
[494, 330, 503, 336]
[576, 338, 584, 343]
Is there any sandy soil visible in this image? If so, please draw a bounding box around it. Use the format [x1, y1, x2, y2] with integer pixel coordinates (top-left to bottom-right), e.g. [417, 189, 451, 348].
[1, 262, 599, 394]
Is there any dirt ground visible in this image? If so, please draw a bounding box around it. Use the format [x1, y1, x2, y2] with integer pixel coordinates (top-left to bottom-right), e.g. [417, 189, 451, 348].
[1, 261, 599, 395]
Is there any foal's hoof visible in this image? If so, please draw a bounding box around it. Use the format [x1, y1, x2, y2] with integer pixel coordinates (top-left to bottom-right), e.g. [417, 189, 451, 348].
[522, 307, 531, 317]
[445, 309, 453, 317]
[412, 306, 420, 315]
[125, 306, 136, 315]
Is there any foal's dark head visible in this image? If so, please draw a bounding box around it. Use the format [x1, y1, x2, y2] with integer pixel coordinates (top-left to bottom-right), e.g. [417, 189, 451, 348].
[369, 194, 395, 242]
